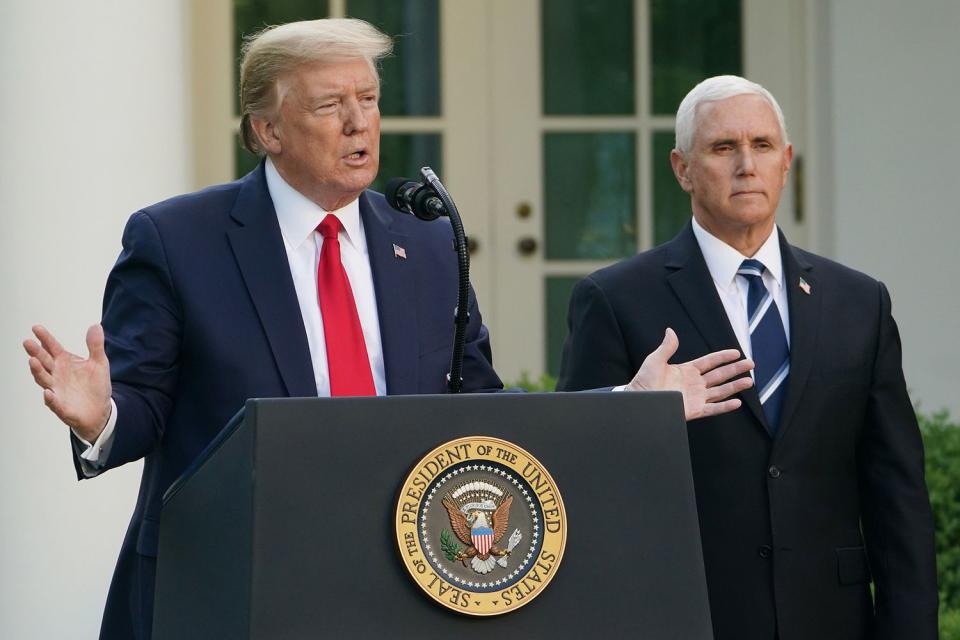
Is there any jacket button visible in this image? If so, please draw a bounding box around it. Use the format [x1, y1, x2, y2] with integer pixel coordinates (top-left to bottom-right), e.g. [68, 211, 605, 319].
[768, 465, 781, 479]
[758, 545, 773, 559]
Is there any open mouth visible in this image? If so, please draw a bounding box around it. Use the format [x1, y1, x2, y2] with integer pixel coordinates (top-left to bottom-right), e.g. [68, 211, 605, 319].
[346, 149, 367, 160]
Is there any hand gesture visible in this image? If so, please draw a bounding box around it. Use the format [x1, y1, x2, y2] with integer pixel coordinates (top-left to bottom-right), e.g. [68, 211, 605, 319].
[23, 324, 112, 443]
[626, 328, 754, 421]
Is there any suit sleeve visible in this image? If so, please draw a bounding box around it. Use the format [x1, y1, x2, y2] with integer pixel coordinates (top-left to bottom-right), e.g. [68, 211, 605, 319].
[858, 281, 938, 639]
[460, 284, 503, 393]
[556, 275, 635, 391]
[72, 211, 182, 478]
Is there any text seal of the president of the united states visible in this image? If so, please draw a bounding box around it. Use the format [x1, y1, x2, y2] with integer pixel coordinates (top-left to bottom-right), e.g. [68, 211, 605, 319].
[395, 436, 566, 615]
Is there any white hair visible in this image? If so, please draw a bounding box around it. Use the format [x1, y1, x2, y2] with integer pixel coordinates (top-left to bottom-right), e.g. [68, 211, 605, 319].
[674, 75, 789, 155]
[239, 18, 393, 155]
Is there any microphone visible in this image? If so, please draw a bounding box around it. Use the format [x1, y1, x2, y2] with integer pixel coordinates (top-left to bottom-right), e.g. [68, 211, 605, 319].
[387, 167, 470, 393]
[384, 177, 447, 221]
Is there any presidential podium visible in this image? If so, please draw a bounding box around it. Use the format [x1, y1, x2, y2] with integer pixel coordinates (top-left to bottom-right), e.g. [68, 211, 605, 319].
[152, 393, 713, 639]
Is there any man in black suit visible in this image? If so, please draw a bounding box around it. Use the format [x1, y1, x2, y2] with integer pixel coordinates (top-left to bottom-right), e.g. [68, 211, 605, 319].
[557, 75, 938, 639]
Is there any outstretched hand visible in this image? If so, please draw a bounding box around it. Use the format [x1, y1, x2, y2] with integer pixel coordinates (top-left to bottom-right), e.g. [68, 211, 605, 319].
[626, 328, 754, 421]
[23, 324, 112, 443]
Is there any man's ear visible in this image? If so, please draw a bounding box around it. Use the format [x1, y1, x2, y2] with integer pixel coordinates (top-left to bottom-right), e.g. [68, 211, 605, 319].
[670, 149, 693, 193]
[781, 143, 794, 187]
[249, 115, 283, 155]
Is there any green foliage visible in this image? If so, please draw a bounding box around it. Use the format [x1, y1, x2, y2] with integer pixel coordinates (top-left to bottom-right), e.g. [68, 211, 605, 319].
[943, 607, 960, 640]
[440, 528, 462, 562]
[510, 372, 558, 392]
[918, 409, 960, 635]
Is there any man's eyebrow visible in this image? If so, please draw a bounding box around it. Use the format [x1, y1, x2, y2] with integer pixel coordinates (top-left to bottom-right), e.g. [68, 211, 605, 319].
[706, 135, 778, 147]
[301, 90, 339, 105]
[306, 85, 379, 102]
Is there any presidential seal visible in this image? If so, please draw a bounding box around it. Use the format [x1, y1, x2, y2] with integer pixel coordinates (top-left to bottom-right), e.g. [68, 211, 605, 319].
[395, 436, 566, 616]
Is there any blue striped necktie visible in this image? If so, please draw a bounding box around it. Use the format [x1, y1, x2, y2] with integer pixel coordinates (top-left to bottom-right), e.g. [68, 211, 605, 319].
[738, 259, 790, 432]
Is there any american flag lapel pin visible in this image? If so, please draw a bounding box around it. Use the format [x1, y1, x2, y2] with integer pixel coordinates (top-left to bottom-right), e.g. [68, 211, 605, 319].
[393, 243, 407, 260]
[799, 277, 811, 295]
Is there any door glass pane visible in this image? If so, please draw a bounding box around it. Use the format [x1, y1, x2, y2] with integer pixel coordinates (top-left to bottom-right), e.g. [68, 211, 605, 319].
[372, 133, 442, 193]
[652, 131, 689, 245]
[542, 0, 634, 115]
[546, 276, 581, 377]
[234, 0, 331, 113]
[235, 133, 261, 178]
[543, 132, 637, 259]
[650, 0, 742, 114]
[347, 0, 441, 116]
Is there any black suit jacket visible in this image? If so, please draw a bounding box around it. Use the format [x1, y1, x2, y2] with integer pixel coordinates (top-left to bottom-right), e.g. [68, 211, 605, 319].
[557, 223, 937, 640]
[76, 164, 502, 640]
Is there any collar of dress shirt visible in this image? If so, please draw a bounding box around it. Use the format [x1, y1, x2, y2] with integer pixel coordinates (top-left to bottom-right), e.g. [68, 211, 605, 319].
[691, 216, 784, 291]
[265, 157, 364, 253]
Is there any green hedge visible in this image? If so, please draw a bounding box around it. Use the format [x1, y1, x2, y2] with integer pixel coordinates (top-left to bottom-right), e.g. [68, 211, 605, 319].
[509, 376, 960, 635]
[919, 410, 960, 639]
[510, 372, 558, 392]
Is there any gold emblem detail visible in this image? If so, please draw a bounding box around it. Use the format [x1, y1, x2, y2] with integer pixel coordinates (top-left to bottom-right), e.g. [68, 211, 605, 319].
[395, 436, 566, 616]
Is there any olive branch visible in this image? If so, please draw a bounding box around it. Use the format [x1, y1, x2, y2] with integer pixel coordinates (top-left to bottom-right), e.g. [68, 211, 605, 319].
[440, 528, 462, 561]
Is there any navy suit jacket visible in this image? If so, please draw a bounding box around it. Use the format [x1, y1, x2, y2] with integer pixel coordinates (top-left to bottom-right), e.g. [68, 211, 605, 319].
[75, 164, 502, 639]
[557, 223, 938, 640]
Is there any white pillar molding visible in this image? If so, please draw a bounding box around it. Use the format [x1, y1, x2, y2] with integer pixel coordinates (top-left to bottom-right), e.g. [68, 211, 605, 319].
[0, 2, 191, 637]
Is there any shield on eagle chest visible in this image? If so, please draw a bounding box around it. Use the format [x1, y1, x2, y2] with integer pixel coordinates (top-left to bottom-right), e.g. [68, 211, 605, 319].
[471, 526, 494, 556]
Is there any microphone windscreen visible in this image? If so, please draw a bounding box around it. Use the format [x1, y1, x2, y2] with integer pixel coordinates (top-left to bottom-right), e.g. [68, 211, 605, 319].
[384, 177, 414, 211]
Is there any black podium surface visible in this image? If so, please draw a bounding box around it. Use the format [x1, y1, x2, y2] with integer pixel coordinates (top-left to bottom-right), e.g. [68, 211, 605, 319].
[153, 392, 713, 639]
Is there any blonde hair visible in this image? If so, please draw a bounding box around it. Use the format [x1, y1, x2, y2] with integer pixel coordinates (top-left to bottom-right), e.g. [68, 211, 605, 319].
[239, 18, 393, 155]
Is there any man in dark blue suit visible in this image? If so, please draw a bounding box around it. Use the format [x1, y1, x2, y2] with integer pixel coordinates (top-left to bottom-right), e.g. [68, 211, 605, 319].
[557, 76, 938, 639]
[23, 21, 754, 640]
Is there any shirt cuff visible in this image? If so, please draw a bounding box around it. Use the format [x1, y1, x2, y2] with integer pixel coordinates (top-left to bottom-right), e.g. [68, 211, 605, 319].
[612, 385, 627, 392]
[72, 398, 117, 474]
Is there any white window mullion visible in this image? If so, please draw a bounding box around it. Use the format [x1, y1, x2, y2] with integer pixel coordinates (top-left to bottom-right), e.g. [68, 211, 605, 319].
[329, 0, 346, 19]
[637, 0, 654, 250]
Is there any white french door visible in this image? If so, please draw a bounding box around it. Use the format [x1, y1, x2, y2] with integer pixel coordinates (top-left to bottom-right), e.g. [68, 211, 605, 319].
[190, 0, 808, 382]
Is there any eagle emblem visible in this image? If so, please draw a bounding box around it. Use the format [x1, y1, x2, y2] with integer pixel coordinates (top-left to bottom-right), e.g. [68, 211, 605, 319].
[441, 481, 523, 574]
[396, 437, 567, 615]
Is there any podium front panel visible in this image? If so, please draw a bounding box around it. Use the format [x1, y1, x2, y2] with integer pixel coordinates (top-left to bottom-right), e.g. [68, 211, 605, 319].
[155, 392, 712, 639]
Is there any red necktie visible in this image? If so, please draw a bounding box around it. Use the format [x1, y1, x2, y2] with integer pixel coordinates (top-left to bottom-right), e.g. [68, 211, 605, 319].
[316, 214, 376, 396]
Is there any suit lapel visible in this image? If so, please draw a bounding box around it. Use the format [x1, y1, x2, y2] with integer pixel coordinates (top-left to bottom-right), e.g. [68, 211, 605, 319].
[665, 224, 769, 432]
[773, 234, 821, 442]
[226, 164, 317, 398]
[360, 193, 419, 395]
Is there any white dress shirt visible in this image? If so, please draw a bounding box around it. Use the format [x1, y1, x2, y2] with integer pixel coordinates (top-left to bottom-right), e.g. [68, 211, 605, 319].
[690, 217, 790, 363]
[75, 158, 385, 474]
[267, 158, 386, 397]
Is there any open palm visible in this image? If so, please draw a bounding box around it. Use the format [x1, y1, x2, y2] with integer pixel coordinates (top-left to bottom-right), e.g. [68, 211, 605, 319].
[627, 328, 754, 420]
[24, 324, 112, 442]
